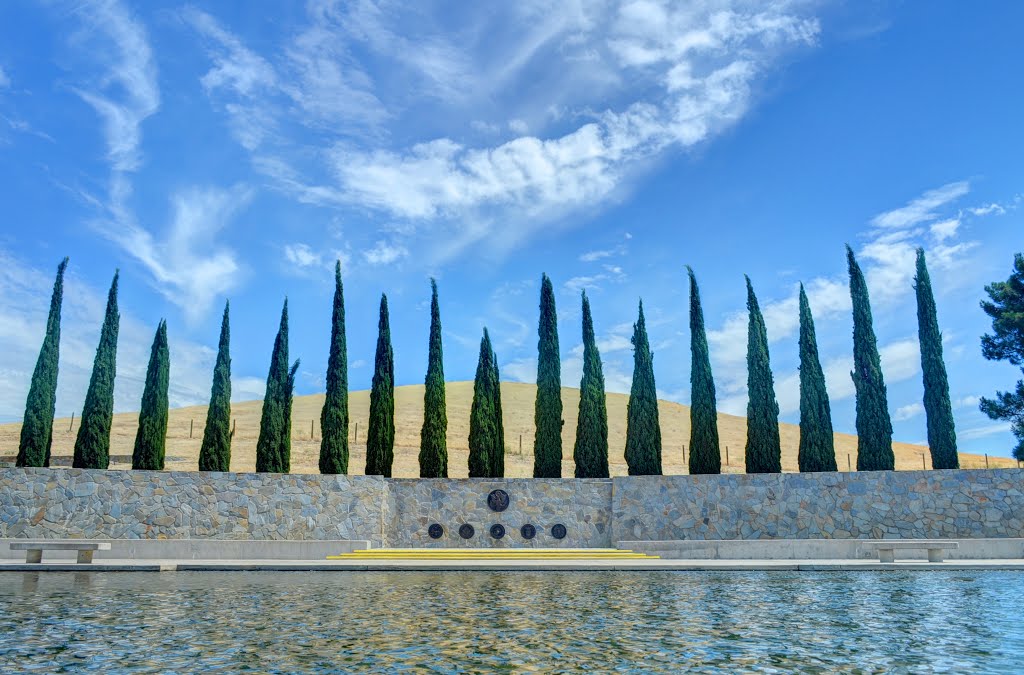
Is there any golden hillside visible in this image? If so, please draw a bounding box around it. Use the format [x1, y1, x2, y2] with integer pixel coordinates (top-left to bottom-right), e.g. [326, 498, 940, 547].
[1, 381, 1012, 475]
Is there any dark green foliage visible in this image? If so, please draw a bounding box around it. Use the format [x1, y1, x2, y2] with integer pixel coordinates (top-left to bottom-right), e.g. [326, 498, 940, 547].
[687, 267, 721, 475]
[319, 262, 350, 475]
[365, 294, 395, 477]
[915, 249, 959, 469]
[418, 279, 448, 477]
[979, 253, 1024, 460]
[73, 271, 120, 470]
[468, 329, 505, 478]
[797, 284, 836, 472]
[574, 291, 609, 478]
[256, 300, 299, 473]
[533, 274, 563, 478]
[18, 257, 68, 468]
[847, 245, 895, 471]
[199, 302, 232, 472]
[625, 301, 662, 475]
[132, 321, 169, 470]
[744, 276, 782, 473]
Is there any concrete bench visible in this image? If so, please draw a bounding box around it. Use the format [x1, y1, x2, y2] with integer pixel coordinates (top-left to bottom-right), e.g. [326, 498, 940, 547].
[10, 541, 111, 564]
[864, 540, 958, 563]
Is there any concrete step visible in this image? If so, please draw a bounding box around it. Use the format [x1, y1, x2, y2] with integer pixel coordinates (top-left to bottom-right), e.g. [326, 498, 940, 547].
[617, 538, 1024, 560]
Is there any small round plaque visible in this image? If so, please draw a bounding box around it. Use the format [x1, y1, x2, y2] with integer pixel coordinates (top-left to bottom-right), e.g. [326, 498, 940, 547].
[520, 524, 537, 540]
[487, 489, 510, 512]
[428, 523, 444, 539]
[551, 523, 567, 540]
[490, 524, 506, 539]
[459, 524, 475, 540]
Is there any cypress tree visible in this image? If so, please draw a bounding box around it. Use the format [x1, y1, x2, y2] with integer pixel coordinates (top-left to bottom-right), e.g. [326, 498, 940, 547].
[365, 294, 395, 477]
[18, 257, 68, 468]
[73, 270, 120, 470]
[469, 328, 505, 478]
[915, 249, 959, 469]
[256, 300, 298, 473]
[625, 300, 662, 475]
[418, 278, 448, 477]
[533, 273, 563, 478]
[687, 266, 721, 475]
[319, 261, 350, 475]
[132, 320, 169, 470]
[847, 245, 895, 470]
[198, 302, 232, 472]
[797, 284, 837, 472]
[744, 276, 782, 473]
[574, 291, 610, 478]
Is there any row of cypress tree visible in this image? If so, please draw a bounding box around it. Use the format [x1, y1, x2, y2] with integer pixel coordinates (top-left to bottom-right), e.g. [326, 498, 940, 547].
[17, 245, 959, 476]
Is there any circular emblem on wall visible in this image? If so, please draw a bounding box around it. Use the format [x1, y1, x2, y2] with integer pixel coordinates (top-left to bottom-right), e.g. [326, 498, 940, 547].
[487, 489, 510, 512]
[550, 523, 567, 540]
[428, 523, 444, 539]
[459, 524, 475, 540]
[520, 524, 537, 540]
[490, 524, 506, 539]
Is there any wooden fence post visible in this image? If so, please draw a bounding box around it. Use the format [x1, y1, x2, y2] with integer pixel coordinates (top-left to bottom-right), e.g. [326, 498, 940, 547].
[189, 419, 194, 439]
[68, 412, 74, 432]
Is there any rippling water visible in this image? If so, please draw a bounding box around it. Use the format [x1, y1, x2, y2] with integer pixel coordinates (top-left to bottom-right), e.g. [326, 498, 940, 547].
[0, 570, 1020, 673]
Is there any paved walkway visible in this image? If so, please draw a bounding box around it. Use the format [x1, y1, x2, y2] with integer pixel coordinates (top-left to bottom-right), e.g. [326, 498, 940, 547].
[2, 558, 1023, 572]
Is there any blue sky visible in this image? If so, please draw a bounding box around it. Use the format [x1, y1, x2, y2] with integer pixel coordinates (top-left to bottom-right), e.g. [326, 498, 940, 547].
[0, 1, 1021, 457]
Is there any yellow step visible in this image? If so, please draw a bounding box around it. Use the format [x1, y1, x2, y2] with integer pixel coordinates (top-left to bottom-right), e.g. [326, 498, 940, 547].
[327, 548, 659, 560]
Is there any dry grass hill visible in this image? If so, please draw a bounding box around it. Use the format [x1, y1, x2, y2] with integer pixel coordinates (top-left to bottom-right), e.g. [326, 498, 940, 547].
[1, 381, 1013, 475]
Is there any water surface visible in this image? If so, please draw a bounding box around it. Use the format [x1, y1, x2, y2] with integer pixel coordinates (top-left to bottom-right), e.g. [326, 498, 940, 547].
[0, 571, 1019, 672]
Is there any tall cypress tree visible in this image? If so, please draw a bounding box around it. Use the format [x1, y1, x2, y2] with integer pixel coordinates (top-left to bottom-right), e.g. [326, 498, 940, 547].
[847, 245, 895, 471]
[132, 320, 169, 470]
[533, 273, 563, 478]
[18, 257, 68, 468]
[469, 328, 505, 478]
[256, 300, 298, 473]
[319, 261, 350, 475]
[687, 266, 721, 475]
[73, 270, 120, 470]
[744, 276, 782, 473]
[915, 248, 958, 469]
[574, 291, 610, 478]
[365, 294, 395, 477]
[199, 302, 232, 472]
[798, 284, 837, 472]
[418, 278, 448, 477]
[625, 300, 662, 475]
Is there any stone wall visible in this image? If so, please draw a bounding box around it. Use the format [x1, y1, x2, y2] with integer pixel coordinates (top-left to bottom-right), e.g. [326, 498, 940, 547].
[2, 467, 1022, 548]
[612, 470, 1024, 542]
[387, 478, 612, 547]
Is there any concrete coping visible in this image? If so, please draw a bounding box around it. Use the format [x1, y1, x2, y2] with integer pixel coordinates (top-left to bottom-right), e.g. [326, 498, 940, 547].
[10, 541, 111, 551]
[861, 541, 959, 549]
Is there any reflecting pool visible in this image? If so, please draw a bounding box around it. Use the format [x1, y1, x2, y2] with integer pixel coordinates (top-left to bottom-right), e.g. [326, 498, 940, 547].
[0, 571, 1020, 672]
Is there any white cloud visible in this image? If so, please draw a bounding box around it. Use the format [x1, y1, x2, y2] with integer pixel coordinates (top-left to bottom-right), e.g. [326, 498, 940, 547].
[363, 240, 408, 265]
[968, 203, 1006, 217]
[284, 243, 321, 269]
[894, 402, 924, 422]
[929, 217, 960, 242]
[959, 422, 1011, 441]
[580, 249, 616, 262]
[956, 395, 981, 409]
[508, 118, 529, 134]
[870, 181, 969, 229]
[109, 185, 252, 323]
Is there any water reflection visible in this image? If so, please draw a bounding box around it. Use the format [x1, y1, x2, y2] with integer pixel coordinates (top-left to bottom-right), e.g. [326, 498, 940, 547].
[0, 571, 1018, 672]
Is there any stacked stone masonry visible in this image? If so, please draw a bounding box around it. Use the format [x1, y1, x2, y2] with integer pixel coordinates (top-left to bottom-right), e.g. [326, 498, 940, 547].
[1, 468, 1021, 548]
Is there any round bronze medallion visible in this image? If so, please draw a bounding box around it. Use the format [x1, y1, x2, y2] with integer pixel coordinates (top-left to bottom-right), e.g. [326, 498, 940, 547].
[487, 489, 510, 512]
[551, 523, 567, 540]
[520, 524, 537, 540]
[459, 524, 475, 539]
[490, 524, 506, 539]
[428, 523, 444, 539]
